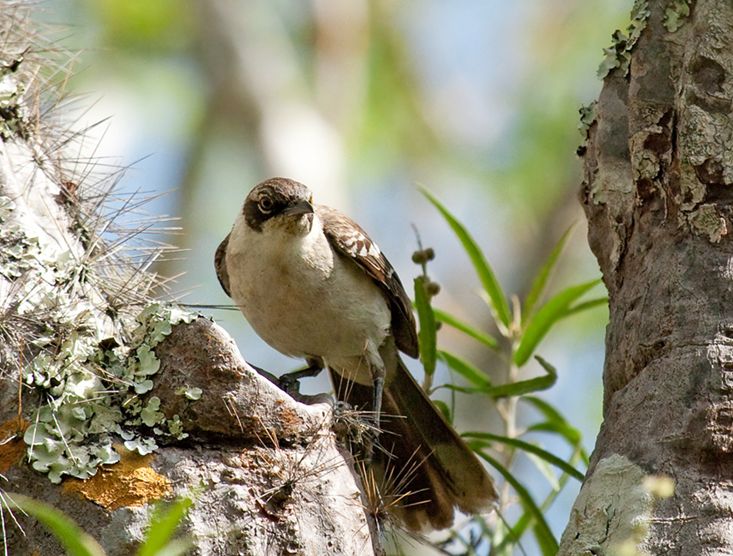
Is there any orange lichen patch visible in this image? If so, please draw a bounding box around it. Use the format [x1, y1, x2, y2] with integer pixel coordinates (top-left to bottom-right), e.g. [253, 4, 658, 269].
[63, 446, 171, 510]
[275, 405, 303, 432]
[0, 418, 28, 473]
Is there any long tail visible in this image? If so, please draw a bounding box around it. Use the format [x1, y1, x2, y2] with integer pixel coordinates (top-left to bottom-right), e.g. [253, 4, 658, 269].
[330, 358, 497, 531]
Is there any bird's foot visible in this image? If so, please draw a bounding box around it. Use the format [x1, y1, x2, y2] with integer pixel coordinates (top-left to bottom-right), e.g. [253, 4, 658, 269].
[247, 362, 280, 386]
[332, 401, 382, 462]
[246, 359, 325, 402]
[277, 360, 324, 396]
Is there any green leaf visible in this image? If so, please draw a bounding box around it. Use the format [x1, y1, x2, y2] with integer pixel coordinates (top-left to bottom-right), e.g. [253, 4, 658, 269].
[522, 395, 565, 423]
[472, 449, 558, 556]
[437, 383, 489, 396]
[485, 355, 557, 398]
[495, 446, 583, 553]
[149, 538, 194, 556]
[438, 355, 557, 399]
[514, 278, 601, 367]
[432, 308, 499, 350]
[438, 350, 492, 389]
[527, 421, 581, 445]
[487, 513, 515, 556]
[137, 496, 194, 556]
[6, 493, 106, 556]
[464, 431, 584, 481]
[420, 187, 512, 329]
[563, 297, 608, 319]
[431, 399, 453, 423]
[522, 396, 589, 465]
[413, 276, 437, 376]
[526, 452, 560, 490]
[523, 224, 575, 322]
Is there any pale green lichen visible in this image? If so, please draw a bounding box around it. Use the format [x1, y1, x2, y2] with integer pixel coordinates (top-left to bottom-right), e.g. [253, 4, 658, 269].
[558, 454, 675, 556]
[177, 386, 203, 401]
[598, 0, 650, 79]
[664, 0, 691, 33]
[22, 302, 197, 483]
[0, 196, 40, 279]
[578, 101, 598, 137]
[0, 53, 28, 140]
[3, 192, 198, 483]
[689, 203, 727, 243]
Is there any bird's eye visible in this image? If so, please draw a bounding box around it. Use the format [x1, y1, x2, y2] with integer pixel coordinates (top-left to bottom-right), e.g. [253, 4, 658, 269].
[258, 196, 274, 213]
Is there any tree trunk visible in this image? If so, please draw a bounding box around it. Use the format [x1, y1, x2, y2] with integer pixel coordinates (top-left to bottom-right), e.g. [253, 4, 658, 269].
[560, 0, 733, 553]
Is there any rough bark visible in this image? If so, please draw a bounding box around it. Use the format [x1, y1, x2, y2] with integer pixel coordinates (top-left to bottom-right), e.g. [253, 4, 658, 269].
[0, 6, 377, 555]
[560, 0, 733, 553]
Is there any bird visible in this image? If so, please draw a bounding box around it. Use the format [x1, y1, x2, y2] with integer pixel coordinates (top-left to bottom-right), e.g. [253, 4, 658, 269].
[215, 177, 496, 531]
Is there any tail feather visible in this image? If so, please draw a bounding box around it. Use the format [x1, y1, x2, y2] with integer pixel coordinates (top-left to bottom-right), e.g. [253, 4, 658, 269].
[330, 359, 497, 531]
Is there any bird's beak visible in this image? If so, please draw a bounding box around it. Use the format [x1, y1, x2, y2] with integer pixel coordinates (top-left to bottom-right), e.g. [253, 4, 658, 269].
[282, 199, 314, 217]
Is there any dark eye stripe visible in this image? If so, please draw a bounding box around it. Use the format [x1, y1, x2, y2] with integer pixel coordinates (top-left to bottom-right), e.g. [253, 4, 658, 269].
[243, 178, 312, 232]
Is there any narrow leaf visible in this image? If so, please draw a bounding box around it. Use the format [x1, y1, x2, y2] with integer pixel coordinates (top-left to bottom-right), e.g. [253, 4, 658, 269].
[495, 446, 583, 552]
[438, 350, 492, 389]
[6, 493, 105, 556]
[527, 425, 590, 466]
[464, 432, 584, 481]
[433, 307, 499, 350]
[522, 396, 588, 465]
[527, 422, 581, 447]
[563, 297, 608, 319]
[413, 276, 437, 376]
[514, 278, 601, 366]
[137, 496, 193, 556]
[437, 383, 489, 395]
[149, 538, 194, 556]
[472, 449, 558, 555]
[485, 355, 556, 398]
[485, 375, 555, 398]
[420, 187, 512, 328]
[489, 518, 513, 556]
[523, 224, 575, 322]
[431, 399, 453, 423]
[522, 395, 566, 424]
[527, 452, 561, 490]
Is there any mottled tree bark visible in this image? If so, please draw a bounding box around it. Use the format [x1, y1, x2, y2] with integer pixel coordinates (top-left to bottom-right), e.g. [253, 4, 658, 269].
[560, 0, 733, 553]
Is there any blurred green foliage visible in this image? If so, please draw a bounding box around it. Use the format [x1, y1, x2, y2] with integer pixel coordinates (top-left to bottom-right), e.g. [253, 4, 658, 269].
[85, 0, 193, 52]
[4, 492, 193, 556]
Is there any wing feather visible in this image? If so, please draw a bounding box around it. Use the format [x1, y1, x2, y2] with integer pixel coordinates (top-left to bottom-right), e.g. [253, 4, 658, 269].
[214, 233, 231, 297]
[317, 206, 418, 358]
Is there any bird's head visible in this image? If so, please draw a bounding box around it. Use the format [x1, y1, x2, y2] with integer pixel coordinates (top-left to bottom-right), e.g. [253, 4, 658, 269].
[243, 177, 315, 236]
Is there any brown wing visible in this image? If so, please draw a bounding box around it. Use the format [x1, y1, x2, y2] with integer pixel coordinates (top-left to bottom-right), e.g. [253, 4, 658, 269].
[317, 205, 418, 358]
[214, 233, 231, 297]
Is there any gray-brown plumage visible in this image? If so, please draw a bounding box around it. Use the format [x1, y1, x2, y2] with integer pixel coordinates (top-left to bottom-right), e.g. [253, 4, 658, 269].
[215, 177, 497, 531]
[317, 205, 419, 360]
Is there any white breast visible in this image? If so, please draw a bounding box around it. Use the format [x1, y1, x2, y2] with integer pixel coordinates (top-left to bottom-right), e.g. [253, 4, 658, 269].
[225, 213, 391, 364]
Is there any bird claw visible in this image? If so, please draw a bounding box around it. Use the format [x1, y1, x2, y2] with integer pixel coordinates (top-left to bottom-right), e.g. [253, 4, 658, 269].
[246, 359, 324, 397]
[277, 362, 324, 396]
[277, 372, 305, 396]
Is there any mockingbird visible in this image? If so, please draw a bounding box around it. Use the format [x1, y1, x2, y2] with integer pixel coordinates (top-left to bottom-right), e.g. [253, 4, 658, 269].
[215, 177, 496, 530]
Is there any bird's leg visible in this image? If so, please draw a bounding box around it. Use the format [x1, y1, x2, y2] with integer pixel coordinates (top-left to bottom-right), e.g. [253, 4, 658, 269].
[361, 359, 385, 461]
[372, 371, 384, 430]
[278, 356, 324, 396]
[247, 362, 280, 386]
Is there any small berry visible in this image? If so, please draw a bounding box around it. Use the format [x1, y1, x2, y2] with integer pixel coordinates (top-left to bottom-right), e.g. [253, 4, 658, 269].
[426, 281, 441, 296]
[412, 250, 427, 264]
